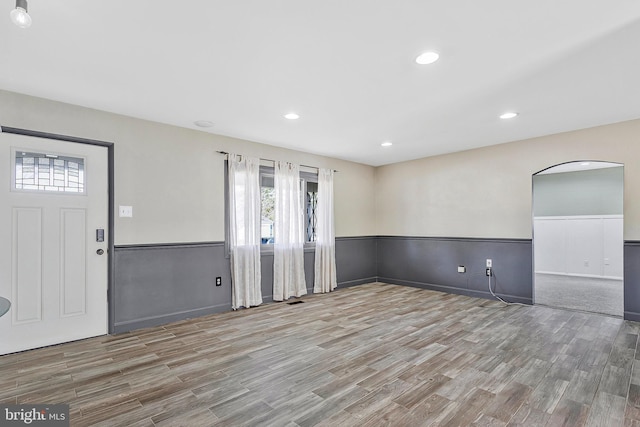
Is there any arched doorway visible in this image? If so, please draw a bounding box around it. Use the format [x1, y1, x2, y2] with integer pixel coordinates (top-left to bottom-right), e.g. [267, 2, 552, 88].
[532, 161, 624, 316]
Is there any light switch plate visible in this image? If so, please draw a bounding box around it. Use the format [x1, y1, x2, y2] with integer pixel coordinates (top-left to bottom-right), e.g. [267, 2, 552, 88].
[119, 205, 133, 217]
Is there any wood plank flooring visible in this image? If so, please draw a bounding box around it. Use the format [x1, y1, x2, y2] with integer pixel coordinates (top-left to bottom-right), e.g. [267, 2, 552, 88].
[1, 282, 640, 426]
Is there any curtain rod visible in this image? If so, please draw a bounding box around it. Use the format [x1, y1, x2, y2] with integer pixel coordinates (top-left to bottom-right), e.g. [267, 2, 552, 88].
[217, 151, 338, 172]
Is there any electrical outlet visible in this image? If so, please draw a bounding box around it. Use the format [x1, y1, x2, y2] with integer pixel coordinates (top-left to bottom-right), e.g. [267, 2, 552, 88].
[486, 268, 492, 277]
[486, 259, 492, 268]
[215, 277, 222, 286]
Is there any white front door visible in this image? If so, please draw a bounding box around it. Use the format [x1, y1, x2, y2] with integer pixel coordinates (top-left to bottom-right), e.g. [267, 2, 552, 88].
[0, 132, 108, 355]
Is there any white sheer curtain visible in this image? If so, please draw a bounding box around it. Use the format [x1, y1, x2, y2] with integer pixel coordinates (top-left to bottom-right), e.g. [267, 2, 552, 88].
[314, 168, 337, 293]
[273, 161, 307, 301]
[228, 154, 263, 309]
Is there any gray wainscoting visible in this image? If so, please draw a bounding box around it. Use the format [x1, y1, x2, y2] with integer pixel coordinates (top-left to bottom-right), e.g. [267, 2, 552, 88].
[113, 236, 640, 332]
[113, 236, 378, 333]
[377, 236, 534, 304]
[625, 241, 640, 321]
[335, 236, 378, 287]
[113, 242, 232, 333]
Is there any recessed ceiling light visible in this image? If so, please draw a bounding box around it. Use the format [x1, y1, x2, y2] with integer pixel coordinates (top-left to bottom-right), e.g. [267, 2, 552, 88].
[284, 113, 300, 120]
[581, 162, 591, 166]
[381, 142, 393, 147]
[415, 51, 440, 65]
[499, 112, 518, 119]
[194, 120, 214, 128]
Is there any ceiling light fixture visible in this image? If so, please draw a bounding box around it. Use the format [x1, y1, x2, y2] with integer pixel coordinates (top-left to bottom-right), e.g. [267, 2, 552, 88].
[284, 113, 300, 120]
[499, 112, 518, 119]
[415, 51, 439, 65]
[194, 120, 214, 128]
[381, 142, 393, 147]
[10, 0, 31, 28]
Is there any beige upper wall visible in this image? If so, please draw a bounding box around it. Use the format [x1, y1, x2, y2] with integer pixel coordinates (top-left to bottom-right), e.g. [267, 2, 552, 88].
[0, 90, 376, 244]
[6, 89, 638, 243]
[375, 118, 640, 240]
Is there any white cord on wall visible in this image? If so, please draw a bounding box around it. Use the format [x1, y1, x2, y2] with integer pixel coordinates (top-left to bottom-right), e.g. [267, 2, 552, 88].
[487, 270, 529, 306]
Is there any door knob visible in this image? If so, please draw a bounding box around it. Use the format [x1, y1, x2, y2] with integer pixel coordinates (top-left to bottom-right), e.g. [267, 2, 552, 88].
[96, 249, 104, 255]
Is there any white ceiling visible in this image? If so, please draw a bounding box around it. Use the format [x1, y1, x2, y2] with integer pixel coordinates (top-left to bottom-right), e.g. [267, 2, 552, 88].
[2, 1, 640, 166]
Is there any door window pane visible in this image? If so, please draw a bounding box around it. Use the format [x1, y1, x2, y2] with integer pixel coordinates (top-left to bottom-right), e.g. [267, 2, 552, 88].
[15, 152, 85, 193]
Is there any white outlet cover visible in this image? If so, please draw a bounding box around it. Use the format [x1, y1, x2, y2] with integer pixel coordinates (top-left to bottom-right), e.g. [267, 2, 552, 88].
[486, 259, 492, 268]
[119, 205, 133, 217]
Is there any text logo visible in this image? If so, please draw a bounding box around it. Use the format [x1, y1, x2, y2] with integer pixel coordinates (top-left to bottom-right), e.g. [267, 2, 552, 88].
[1, 405, 69, 426]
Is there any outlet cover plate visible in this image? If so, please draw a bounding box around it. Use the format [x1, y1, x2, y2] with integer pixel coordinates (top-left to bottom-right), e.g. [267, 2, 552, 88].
[119, 205, 133, 217]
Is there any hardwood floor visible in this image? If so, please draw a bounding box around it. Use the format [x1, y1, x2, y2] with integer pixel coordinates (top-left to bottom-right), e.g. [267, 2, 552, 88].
[1, 282, 639, 426]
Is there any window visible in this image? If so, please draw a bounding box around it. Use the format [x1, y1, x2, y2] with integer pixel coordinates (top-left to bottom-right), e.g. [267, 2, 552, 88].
[259, 166, 317, 245]
[305, 180, 318, 243]
[260, 172, 275, 244]
[14, 151, 85, 193]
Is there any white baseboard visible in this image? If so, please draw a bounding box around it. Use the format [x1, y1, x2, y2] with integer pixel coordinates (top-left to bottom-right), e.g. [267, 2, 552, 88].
[535, 271, 623, 281]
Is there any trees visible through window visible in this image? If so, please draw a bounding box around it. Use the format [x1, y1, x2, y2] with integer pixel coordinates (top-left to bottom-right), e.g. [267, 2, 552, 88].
[306, 181, 318, 242]
[260, 174, 275, 244]
[259, 167, 317, 245]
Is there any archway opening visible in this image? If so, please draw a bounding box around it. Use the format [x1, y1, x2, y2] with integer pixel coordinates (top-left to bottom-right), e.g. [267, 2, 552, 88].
[532, 161, 623, 316]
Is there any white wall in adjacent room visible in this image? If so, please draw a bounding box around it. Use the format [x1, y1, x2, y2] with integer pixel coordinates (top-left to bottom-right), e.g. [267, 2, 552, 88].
[534, 216, 623, 279]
